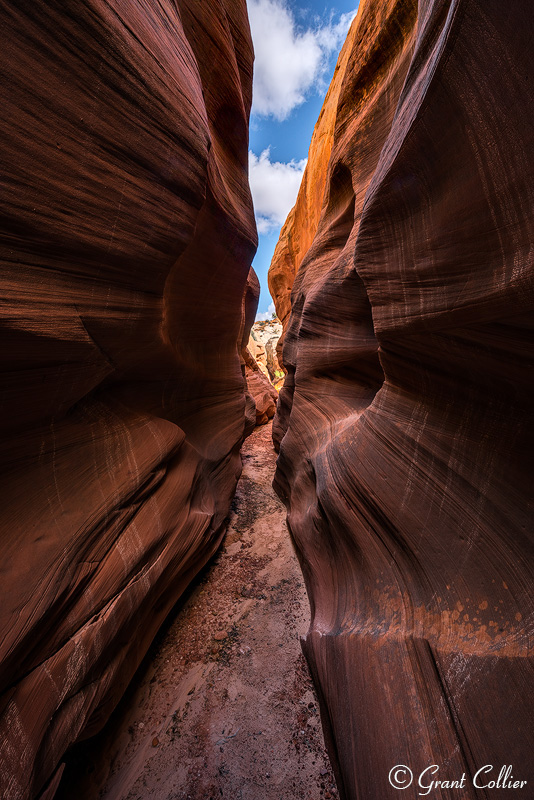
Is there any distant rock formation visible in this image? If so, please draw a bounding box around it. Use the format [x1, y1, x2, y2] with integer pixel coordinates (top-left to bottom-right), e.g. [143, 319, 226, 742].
[248, 318, 284, 387]
[271, 0, 534, 798]
[241, 271, 279, 426]
[0, 2, 256, 798]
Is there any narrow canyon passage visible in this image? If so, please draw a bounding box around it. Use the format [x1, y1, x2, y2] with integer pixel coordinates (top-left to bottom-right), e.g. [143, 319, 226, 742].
[3, 3, 533, 798]
[57, 422, 338, 800]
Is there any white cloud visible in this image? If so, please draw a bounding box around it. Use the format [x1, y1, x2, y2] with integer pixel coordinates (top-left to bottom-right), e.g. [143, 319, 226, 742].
[248, 0, 358, 120]
[315, 10, 359, 51]
[256, 301, 277, 321]
[249, 148, 306, 233]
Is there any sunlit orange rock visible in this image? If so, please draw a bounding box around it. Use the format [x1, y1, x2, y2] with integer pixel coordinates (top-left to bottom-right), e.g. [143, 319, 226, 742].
[272, 0, 534, 797]
[0, 2, 256, 798]
[267, 17, 355, 364]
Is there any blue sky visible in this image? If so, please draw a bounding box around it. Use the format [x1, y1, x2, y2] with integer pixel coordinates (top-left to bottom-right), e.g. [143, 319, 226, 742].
[246, 0, 359, 317]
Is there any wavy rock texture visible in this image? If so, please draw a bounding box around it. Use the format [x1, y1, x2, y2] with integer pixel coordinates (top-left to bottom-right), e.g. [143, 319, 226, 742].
[0, 2, 256, 798]
[272, 1, 534, 798]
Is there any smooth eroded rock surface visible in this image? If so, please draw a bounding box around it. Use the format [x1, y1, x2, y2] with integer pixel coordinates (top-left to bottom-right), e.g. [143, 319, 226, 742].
[271, 1, 534, 797]
[0, 2, 256, 798]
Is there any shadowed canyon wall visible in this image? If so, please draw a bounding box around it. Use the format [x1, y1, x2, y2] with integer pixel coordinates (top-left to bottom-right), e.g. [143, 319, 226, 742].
[271, 0, 534, 798]
[0, 2, 257, 798]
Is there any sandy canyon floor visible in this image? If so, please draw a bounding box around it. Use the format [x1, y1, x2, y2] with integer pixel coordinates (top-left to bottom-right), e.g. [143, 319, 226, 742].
[58, 421, 338, 800]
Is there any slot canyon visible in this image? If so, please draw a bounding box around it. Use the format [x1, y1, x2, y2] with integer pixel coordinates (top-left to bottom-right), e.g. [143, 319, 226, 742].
[1, 1, 533, 799]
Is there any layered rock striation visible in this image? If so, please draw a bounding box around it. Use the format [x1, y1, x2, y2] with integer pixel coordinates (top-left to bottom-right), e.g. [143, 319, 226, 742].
[271, 1, 534, 798]
[0, 2, 256, 798]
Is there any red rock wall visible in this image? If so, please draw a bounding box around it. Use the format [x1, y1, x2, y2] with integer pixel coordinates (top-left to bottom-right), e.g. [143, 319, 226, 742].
[0, 2, 256, 798]
[272, 0, 534, 797]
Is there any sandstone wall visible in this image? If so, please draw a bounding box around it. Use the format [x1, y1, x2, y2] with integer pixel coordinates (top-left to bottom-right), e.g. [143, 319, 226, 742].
[0, 2, 256, 798]
[271, 1, 534, 797]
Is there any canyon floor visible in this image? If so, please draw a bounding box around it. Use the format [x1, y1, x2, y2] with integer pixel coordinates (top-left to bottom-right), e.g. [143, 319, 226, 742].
[58, 421, 338, 800]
